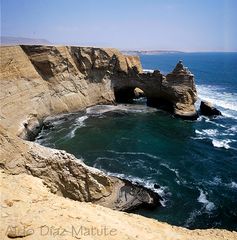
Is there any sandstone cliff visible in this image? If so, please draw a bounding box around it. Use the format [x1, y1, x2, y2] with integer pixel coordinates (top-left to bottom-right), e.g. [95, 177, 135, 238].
[1, 45, 235, 239]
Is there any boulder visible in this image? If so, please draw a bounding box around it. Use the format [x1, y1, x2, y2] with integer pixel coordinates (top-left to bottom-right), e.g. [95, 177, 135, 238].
[134, 87, 145, 98]
[200, 101, 222, 116]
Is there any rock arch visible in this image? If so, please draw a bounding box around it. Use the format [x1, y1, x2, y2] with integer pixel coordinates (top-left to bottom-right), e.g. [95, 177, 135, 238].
[112, 61, 198, 119]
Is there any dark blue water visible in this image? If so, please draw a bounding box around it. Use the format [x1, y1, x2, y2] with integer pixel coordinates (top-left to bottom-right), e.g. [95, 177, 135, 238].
[36, 53, 237, 230]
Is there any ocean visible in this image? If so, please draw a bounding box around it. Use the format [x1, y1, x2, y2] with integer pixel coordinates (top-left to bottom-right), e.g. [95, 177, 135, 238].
[36, 53, 237, 230]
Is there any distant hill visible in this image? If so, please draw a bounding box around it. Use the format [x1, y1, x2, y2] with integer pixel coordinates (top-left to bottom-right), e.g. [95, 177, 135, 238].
[122, 50, 184, 55]
[0, 36, 52, 46]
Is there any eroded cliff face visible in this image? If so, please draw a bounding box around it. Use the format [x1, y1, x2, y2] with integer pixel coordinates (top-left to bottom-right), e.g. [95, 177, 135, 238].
[1, 46, 108, 137]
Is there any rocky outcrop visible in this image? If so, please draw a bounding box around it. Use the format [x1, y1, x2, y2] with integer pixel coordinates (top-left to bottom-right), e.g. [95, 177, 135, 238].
[200, 101, 222, 116]
[134, 87, 145, 98]
[0, 125, 161, 210]
[164, 61, 197, 119]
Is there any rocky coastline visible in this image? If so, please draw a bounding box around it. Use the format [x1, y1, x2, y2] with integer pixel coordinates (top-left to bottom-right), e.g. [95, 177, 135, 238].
[0, 45, 236, 239]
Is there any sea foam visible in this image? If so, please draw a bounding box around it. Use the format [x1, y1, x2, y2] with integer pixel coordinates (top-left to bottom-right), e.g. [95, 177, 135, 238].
[86, 104, 157, 115]
[67, 115, 88, 139]
[197, 189, 215, 211]
[106, 150, 161, 160]
[197, 84, 237, 119]
[212, 139, 231, 149]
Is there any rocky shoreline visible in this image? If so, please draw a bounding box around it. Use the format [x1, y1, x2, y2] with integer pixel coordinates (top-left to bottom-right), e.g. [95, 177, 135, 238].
[0, 45, 236, 239]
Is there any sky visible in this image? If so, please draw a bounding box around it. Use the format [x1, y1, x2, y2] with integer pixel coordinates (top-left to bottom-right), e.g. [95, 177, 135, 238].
[1, 0, 237, 51]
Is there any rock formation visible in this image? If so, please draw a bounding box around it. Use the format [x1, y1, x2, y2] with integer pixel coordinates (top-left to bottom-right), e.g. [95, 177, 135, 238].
[1, 45, 235, 239]
[200, 100, 222, 116]
[113, 60, 197, 119]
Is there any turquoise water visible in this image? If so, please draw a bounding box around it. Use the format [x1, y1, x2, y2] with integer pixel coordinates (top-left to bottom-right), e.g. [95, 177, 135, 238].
[37, 53, 237, 230]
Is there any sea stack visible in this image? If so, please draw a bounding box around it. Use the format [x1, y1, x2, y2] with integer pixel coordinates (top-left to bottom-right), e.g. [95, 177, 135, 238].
[164, 60, 198, 119]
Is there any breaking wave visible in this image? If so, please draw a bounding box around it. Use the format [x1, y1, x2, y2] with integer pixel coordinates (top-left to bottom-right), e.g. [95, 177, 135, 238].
[197, 84, 237, 119]
[143, 69, 154, 73]
[212, 139, 232, 149]
[67, 115, 88, 139]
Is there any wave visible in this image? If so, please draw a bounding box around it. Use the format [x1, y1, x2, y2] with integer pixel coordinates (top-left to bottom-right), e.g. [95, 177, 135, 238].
[197, 85, 237, 111]
[86, 104, 157, 115]
[106, 150, 161, 160]
[195, 128, 236, 138]
[229, 181, 237, 189]
[207, 177, 237, 190]
[227, 126, 237, 134]
[197, 84, 237, 119]
[194, 128, 236, 150]
[212, 139, 231, 149]
[67, 115, 88, 139]
[75, 115, 88, 124]
[195, 129, 218, 137]
[197, 189, 215, 211]
[160, 163, 179, 178]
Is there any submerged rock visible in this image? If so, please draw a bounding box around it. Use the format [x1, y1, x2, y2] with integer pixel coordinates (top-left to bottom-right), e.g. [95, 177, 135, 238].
[200, 101, 222, 116]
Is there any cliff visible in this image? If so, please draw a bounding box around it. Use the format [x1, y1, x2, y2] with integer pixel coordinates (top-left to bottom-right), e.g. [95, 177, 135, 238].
[1, 45, 197, 139]
[0, 45, 235, 239]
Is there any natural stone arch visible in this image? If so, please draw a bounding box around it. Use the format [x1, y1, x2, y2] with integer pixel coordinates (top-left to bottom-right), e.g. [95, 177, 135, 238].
[112, 62, 197, 119]
[114, 86, 145, 103]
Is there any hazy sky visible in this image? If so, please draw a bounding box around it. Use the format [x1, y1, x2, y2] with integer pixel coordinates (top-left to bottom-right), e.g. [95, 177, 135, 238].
[1, 0, 237, 51]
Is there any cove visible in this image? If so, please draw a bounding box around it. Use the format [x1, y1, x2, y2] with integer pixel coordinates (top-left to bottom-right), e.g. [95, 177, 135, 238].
[36, 103, 237, 230]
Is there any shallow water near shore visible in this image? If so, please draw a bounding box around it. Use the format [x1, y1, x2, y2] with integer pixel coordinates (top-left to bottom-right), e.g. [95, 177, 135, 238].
[36, 53, 237, 230]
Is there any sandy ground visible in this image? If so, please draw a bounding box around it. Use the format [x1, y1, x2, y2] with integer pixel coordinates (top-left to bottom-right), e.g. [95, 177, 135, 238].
[1, 171, 236, 240]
